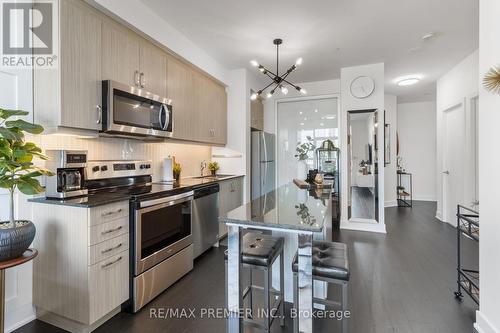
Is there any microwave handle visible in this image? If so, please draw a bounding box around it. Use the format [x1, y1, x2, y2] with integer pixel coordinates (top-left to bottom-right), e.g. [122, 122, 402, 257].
[163, 105, 170, 131]
[158, 105, 165, 130]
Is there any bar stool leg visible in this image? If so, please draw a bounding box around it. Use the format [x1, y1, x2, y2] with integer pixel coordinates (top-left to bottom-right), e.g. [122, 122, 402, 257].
[293, 272, 298, 333]
[279, 253, 284, 327]
[341, 282, 348, 333]
[264, 267, 271, 332]
[248, 269, 253, 318]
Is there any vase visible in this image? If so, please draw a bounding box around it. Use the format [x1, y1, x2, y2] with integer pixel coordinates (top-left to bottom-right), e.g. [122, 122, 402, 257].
[297, 160, 307, 180]
[211, 170, 216, 176]
[0, 220, 36, 261]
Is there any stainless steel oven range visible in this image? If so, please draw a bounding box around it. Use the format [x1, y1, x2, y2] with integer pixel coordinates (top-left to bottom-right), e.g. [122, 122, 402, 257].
[131, 189, 194, 312]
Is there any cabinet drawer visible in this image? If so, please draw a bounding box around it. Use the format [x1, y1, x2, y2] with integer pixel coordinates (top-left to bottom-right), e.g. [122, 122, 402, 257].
[89, 217, 129, 246]
[89, 201, 129, 226]
[89, 251, 129, 324]
[88, 234, 129, 266]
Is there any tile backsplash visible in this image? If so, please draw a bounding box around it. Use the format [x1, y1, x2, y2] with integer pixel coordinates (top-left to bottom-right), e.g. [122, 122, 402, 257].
[29, 134, 212, 180]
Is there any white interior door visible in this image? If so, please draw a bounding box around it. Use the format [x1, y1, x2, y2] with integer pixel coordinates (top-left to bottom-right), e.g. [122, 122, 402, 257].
[443, 103, 465, 223]
[471, 97, 479, 209]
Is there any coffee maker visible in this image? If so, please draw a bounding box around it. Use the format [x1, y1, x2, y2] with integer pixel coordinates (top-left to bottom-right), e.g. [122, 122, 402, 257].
[45, 150, 88, 199]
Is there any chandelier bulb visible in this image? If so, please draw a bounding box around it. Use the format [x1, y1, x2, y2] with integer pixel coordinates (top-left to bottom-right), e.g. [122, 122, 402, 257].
[280, 85, 289, 95]
[295, 57, 303, 66]
[300, 88, 307, 94]
[266, 92, 273, 99]
[250, 92, 258, 101]
[250, 60, 259, 67]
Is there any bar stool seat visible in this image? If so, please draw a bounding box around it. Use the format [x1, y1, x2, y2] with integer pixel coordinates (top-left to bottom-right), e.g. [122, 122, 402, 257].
[225, 232, 285, 332]
[292, 241, 349, 280]
[224, 232, 284, 266]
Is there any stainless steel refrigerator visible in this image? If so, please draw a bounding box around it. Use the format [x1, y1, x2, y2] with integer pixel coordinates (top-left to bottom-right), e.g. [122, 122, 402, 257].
[251, 131, 276, 200]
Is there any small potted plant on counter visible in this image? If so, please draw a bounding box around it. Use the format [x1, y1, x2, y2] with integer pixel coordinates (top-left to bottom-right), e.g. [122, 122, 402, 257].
[173, 162, 182, 184]
[208, 161, 220, 176]
[0, 108, 54, 261]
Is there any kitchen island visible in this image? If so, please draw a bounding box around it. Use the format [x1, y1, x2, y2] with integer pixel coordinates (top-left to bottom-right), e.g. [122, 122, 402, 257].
[220, 182, 333, 333]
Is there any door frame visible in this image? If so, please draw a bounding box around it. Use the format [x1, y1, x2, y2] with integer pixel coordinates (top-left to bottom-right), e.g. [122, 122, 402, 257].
[441, 98, 466, 224]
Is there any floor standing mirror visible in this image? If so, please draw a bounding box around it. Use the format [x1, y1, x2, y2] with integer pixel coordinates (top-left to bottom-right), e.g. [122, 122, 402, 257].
[347, 109, 379, 223]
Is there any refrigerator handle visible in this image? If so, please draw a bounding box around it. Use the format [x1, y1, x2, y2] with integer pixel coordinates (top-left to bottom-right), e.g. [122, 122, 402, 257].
[262, 133, 268, 163]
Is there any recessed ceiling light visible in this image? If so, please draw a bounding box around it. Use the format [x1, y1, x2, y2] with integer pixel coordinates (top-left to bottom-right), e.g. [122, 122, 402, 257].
[324, 115, 336, 120]
[395, 75, 422, 86]
[421, 32, 438, 42]
[314, 109, 318, 113]
[299, 111, 303, 115]
[300, 122, 304, 126]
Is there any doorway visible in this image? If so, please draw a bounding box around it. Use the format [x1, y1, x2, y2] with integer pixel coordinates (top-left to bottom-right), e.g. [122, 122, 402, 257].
[442, 102, 465, 223]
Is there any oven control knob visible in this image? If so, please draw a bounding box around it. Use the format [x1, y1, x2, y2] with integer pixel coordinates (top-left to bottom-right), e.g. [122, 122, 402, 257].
[140, 164, 145, 169]
[145, 164, 151, 169]
[101, 165, 108, 172]
[92, 166, 99, 172]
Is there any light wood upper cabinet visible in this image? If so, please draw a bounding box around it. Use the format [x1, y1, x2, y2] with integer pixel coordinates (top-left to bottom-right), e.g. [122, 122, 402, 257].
[194, 73, 227, 144]
[34, 0, 102, 131]
[251, 98, 264, 130]
[139, 40, 167, 97]
[167, 55, 196, 141]
[101, 19, 140, 87]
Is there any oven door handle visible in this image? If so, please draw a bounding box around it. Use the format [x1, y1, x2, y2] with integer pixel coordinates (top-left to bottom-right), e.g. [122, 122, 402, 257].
[139, 191, 194, 209]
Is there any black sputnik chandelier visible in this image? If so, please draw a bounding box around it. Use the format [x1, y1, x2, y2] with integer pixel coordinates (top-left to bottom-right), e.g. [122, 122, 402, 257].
[250, 38, 307, 100]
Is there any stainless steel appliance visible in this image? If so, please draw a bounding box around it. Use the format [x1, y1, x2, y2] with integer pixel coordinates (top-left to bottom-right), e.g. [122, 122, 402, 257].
[251, 131, 276, 200]
[101, 80, 173, 138]
[45, 150, 88, 199]
[192, 183, 219, 258]
[131, 188, 194, 312]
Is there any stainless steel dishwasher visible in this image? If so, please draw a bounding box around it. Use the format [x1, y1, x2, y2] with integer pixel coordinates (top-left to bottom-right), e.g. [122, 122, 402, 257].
[192, 183, 220, 258]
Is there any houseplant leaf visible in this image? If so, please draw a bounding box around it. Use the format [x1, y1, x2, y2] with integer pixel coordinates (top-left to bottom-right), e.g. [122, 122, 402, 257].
[0, 109, 29, 120]
[5, 119, 44, 134]
[0, 127, 22, 140]
[16, 177, 44, 195]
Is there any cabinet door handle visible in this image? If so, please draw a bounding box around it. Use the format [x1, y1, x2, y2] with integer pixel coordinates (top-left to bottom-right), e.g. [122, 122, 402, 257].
[101, 243, 123, 254]
[101, 208, 123, 217]
[140, 72, 145, 88]
[101, 225, 123, 235]
[96, 105, 102, 124]
[101, 256, 122, 269]
[134, 70, 140, 86]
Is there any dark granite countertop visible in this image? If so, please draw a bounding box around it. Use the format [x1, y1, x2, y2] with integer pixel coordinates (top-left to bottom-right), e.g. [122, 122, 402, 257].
[220, 182, 332, 232]
[29, 174, 244, 208]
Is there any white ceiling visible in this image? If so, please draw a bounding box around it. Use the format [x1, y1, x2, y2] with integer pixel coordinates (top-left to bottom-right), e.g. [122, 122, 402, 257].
[141, 0, 478, 103]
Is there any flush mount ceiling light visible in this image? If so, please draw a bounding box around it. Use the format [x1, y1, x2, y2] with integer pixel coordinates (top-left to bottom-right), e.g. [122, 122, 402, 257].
[250, 39, 306, 100]
[396, 75, 422, 86]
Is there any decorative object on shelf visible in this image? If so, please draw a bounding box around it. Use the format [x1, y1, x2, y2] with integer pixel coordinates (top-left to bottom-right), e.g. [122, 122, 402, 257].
[482, 65, 500, 94]
[314, 173, 324, 185]
[0, 108, 54, 261]
[249, 38, 307, 100]
[173, 162, 182, 184]
[350, 76, 375, 99]
[295, 136, 316, 180]
[208, 161, 220, 176]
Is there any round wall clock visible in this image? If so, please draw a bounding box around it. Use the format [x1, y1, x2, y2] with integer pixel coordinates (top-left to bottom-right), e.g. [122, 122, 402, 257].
[350, 76, 375, 99]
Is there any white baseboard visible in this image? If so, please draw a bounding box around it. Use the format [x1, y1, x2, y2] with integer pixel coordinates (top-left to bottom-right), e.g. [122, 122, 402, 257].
[340, 221, 387, 234]
[435, 210, 443, 222]
[6, 309, 36, 333]
[412, 196, 437, 202]
[474, 310, 499, 333]
[385, 200, 397, 207]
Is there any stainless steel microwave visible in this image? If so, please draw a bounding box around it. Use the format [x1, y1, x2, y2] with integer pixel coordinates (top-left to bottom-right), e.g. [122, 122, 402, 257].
[102, 80, 173, 138]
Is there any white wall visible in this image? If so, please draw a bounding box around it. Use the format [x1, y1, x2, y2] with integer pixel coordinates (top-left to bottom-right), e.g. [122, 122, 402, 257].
[476, 1, 500, 332]
[384, 95, 398, 206]
[340, 63, 386, 233]
[397, 101, 437, 201]
[436, 50, 479, 223]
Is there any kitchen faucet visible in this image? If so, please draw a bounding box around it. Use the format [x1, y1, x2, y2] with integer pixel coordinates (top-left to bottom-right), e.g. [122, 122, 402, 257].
[200, 160, 207, 176]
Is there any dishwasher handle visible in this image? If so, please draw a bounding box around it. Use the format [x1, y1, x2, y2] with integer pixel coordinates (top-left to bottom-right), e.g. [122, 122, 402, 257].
[194, 183, 220, 199]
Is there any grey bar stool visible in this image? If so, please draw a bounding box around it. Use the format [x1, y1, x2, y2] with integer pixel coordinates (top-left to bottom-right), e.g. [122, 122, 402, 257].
[292, 241, 350, 333]
[225, 232, 285, 332]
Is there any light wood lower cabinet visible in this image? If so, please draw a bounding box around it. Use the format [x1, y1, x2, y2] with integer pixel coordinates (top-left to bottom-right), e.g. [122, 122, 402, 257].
[32, 201, 130, 331]
[218, 177, 244, 238]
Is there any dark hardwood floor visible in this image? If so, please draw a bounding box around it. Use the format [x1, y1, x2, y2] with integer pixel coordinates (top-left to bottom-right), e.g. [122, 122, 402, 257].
[16, 201, 478, 333]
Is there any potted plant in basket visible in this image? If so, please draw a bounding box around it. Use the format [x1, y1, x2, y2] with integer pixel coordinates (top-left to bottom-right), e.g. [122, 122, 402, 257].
[0, 108, 54, 261]
[208, 161, 220, 176]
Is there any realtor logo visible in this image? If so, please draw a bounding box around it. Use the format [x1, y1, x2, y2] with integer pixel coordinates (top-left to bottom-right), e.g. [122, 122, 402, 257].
[1, 0, 58, 68]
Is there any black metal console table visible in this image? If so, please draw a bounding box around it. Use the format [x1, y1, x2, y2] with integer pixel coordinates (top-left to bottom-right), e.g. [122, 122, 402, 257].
[397, 171, 412, 207]
[454, 205, 479, 305]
